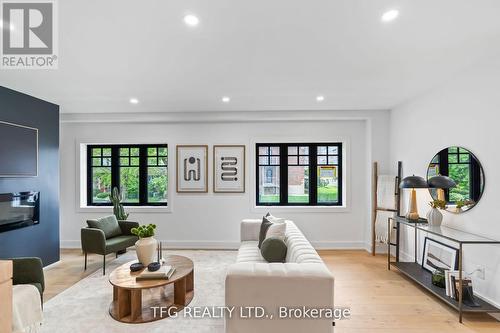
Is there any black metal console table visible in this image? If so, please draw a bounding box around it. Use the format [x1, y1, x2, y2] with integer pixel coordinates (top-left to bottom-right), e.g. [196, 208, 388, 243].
[388, 216, 500, 323]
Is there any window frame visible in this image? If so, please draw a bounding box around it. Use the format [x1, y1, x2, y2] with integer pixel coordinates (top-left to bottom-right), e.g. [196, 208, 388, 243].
[87, 144, 168, 207]
[255, 142, 343, 206]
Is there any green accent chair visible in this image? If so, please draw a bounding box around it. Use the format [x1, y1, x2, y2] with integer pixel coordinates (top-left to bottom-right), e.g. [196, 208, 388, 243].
[11, 257, 44, 304]
[81, 215, 139, 275]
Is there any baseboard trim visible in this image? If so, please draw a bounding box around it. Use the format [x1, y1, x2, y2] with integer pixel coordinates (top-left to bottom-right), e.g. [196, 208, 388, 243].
[311, 241, 366, 250]
[61, 240, 366, 250]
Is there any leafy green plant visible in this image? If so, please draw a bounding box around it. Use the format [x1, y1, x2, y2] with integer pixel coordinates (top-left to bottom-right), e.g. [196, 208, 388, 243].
[456, 199, 474, 209]
[131, 224, 157, 238]
[109, 187, 129, 220]
[429, 199, 447, 210]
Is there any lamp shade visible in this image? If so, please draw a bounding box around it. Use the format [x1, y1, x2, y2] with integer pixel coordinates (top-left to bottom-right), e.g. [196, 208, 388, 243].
[399, 175, 428, 189]
[427, 175, 457, 189]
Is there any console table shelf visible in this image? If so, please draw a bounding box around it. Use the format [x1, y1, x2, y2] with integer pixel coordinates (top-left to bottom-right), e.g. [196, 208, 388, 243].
[388, 216, 500, 323]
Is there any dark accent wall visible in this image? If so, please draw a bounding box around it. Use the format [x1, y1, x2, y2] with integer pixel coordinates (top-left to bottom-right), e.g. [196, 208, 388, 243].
[0, 86, 60, 266]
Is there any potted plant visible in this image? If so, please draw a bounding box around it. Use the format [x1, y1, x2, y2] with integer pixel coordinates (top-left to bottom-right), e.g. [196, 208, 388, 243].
[455, 199, 474, 213]
[131, 224, 157, 265]
[109, 187, 129, 220]
[427, 199, 446, 226]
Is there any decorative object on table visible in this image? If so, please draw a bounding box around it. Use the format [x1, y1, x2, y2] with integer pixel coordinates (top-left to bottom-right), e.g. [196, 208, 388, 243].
[157, 240, 164, 263]
[129, 263, 144, 272]
[213, 145, 246, 193]
[148, 262, 161, 272]
[431, 269, 446, 288]
[426, 146, 485, 214]
[399, 175, 428, 221]
[109, 186, 129, 220]
[131, 224, 157, 266]
[136, 265, 176, 281]
[422, 237, 458, 273]
[176, 145, 208, 193]
[426, 199, 447, 226]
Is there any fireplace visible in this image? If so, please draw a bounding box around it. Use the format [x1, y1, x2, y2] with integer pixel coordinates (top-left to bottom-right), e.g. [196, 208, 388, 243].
[0, 192, 39, 233]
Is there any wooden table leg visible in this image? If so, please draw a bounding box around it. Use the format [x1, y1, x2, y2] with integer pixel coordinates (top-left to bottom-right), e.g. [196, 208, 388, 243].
[116, 288, 131, 318]
[130, 289, 142, 321]
[174, 277, 186, 305]
[186, 270, 194, 292]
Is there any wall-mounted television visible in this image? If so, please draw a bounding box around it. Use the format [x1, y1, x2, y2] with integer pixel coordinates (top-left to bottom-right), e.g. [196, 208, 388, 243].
[0, 121, 38, 177]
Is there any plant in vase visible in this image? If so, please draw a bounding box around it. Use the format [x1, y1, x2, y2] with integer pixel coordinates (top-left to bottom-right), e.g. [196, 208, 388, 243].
[427, 199, 446, 226]
[131, 224, 157, 265]
[455, 199, 474, 213]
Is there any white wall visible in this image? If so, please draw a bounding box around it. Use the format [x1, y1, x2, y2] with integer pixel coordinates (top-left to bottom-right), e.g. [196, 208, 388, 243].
[390, 56, 500, 306]
[60, 110, 390, 251]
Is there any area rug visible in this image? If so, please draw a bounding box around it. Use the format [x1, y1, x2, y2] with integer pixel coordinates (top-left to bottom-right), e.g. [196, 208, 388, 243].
[41, 250, 237, 333]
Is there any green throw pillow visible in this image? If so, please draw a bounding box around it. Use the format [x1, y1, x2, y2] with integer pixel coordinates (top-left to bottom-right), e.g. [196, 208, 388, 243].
[258, 216, 273, 249]
[260, 237, 287, 263]
[87, 215, 122, 239]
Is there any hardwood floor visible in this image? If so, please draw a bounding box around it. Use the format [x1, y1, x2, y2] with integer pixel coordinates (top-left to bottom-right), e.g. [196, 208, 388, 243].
[43, 249, 500, 332]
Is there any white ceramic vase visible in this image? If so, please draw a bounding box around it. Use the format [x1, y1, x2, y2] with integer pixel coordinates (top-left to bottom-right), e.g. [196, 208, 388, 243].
[135, 236, 157, 265]
[426, 208, 443, 226]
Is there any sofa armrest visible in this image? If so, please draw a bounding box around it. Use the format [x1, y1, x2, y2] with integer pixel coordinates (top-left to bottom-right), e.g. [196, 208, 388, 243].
[225, 262, 334, 333]
[11, 257, 44, 292]
[118, 220, 139, 236]
[81, 228, 106, 254]
[241, 219, 262, 242]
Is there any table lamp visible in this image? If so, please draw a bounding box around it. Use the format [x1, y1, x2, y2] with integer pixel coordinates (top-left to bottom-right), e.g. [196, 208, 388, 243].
[428, 175, 456, 201]
[399, 175, 428, 220]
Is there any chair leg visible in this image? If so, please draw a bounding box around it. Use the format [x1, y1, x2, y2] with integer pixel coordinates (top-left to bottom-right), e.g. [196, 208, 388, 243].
[116, 252, 118, 258]
[103, 255, 106, 275]
[84, 252, 87, 271]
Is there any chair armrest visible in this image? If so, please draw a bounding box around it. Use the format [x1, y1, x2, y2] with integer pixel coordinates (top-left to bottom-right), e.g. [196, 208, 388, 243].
[11, 257, 44, 292]
[241, 219, 262, 242]
[81, 228, 106, 254]
[118, 220, 139, 236]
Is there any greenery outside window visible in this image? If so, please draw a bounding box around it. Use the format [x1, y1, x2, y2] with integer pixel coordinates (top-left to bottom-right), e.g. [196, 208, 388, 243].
[87, 144, 168, 206]
[256, 143, 343, 206]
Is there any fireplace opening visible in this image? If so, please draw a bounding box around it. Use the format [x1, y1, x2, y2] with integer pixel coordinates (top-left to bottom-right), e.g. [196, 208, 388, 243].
[0, 192, 39, 233]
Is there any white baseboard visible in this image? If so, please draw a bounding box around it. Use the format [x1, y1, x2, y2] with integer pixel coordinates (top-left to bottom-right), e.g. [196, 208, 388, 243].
[61, 239, 366, 250]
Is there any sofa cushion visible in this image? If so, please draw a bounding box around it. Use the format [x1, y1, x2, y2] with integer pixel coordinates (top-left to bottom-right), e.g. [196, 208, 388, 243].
[258, 217, 273, 249]
[105, 235, 138, 253]
[265, 221, 286, 241]
[87, 215, 122, 239]
[261, 237, 287, 263]
[237, 241, 266, 263]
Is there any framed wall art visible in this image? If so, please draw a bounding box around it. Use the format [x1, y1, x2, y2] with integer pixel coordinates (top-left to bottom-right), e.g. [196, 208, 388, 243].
[213, 145, 245, 193]
[422, 237, 459, 273]
[176, 145, 208, 193]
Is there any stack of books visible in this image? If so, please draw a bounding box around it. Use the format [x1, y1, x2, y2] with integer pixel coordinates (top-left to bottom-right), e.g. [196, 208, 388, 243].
[444, 270, 473, 301]
[136, 265, 176, 281]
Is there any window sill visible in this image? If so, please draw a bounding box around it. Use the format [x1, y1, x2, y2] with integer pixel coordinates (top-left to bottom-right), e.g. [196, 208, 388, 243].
[77, 206, 172, 214]
[251, 205, 350, 213]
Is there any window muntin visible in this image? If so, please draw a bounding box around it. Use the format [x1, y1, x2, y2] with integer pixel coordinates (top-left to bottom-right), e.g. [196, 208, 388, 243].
[256, 143, 342, 206]
[258, 145, 280, 203]
[87, 144, 168, 206]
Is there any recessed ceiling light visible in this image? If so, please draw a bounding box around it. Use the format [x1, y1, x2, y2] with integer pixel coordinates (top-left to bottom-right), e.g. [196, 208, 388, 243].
[316, 95, 325, 102]
[129, 98, 139, 104]
[381, 10, 399, 22]
[184, 14, 199, 27]
[222, 96, 230, 103]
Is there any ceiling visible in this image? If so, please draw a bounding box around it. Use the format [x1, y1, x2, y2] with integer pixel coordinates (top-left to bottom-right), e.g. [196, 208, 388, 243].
[1, 0, 500, 113]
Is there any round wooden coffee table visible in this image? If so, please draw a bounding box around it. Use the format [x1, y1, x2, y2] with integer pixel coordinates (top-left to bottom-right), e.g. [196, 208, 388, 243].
[109, 255, 194, 323]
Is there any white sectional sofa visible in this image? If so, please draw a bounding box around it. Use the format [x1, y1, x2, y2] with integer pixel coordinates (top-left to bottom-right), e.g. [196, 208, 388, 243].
[225, 219, 335, 333]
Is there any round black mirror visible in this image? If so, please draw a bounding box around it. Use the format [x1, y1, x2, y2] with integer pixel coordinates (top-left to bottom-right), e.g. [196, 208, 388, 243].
[427, 147, 484, 213]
